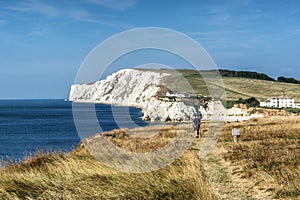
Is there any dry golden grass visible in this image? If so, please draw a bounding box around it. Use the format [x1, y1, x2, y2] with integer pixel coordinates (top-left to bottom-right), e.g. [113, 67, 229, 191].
[102, 125, 178, 153]
[0, 125, 215, 200]
[220, 116, 300, 199]
[1, 114, 299, 199]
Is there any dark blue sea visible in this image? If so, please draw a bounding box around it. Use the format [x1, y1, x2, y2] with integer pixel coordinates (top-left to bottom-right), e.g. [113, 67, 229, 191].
[0, 99, 148, 162]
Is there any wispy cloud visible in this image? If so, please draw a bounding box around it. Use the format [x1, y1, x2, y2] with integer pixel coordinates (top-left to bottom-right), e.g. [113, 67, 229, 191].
[286, 27, 300, 36]
[5, 0, 60, 18]
[88, 0, 138, 10]
[189, 30, 249, 36]
[68, 8, 133, 28]
[3, 0, 133, 29]
[237, 43, 255, 49]
[0, 19, 9, 25]
[189, 32, 260, 50]
[188, 30, 254, 48]
[28, 26, 50, 37]
[69, 9, 99, 23]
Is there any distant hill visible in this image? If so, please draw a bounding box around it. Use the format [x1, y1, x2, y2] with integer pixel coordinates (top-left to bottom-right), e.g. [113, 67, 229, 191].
[155, 69, 300, 102]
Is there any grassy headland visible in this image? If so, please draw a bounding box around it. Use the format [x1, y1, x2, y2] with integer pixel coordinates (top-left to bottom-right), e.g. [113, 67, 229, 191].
[177, 69, 300, 102]
[0, 125, 215, 200]
[139, 68, 300, 102]
[1, 116, 299, 199]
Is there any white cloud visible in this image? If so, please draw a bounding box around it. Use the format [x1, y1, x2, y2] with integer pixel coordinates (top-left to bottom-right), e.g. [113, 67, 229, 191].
[88, 0, 138, 10]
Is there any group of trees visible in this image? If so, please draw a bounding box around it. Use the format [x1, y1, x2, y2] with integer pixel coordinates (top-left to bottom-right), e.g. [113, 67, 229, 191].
[219, 70, 275, 81]
[218, 69, 300, 85]
[277, 76, 300, 84]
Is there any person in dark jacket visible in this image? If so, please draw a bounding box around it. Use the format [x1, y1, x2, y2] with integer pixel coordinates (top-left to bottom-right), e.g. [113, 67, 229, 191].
[193, 112, 203, 138]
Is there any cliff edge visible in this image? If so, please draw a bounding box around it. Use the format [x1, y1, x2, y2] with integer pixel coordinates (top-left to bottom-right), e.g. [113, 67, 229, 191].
[69, 69, 219, 121]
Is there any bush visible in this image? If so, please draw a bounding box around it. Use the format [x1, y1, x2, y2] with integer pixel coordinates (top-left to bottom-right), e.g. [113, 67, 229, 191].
[277, 76, 300, 84]
[226, 97, 259, 108]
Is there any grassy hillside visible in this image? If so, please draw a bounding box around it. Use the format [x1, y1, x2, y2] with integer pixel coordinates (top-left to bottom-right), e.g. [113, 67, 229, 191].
[179, 69, 300, 102]
[222, 77, 300, 102]
[156, 69, 300, 102]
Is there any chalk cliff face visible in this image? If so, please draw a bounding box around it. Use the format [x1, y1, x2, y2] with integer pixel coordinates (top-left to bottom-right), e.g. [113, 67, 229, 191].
[69, 69, 216, 121]
[69, 69, 163, 107]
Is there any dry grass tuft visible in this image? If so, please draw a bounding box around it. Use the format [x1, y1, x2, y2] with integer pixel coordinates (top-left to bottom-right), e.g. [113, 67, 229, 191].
[220, 116, 300, 199]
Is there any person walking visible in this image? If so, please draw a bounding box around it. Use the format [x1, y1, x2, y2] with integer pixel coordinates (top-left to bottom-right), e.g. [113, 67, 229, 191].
[193, 112, 202, 138]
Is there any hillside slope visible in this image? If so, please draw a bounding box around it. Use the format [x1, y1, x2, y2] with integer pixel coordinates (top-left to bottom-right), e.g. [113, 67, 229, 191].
[222, 77, 300, 102]
[174, 69, 300, 102]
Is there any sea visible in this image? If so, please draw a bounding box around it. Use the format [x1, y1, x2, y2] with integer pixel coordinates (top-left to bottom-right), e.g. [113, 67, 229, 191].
[0, 99, 148, 162]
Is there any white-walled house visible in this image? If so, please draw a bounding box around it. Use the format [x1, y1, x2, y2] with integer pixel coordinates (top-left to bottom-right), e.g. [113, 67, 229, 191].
[166, 91, 190, 98]
[295, 103, 300, 109]
[260, 97, 295, 108]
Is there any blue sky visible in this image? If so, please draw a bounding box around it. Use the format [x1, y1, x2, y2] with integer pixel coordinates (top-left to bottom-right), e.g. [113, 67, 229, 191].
[0, 0, 299, 99]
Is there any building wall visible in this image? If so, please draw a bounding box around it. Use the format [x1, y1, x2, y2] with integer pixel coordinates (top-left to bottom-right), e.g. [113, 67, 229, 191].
[260, 97, 295, 108]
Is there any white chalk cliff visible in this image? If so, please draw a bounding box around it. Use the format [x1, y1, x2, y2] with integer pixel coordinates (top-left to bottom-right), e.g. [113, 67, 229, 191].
[69, 69, 220, 121]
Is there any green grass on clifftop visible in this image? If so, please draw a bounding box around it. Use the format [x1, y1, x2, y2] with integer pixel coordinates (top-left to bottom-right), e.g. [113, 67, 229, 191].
[137, 68, 300, 102]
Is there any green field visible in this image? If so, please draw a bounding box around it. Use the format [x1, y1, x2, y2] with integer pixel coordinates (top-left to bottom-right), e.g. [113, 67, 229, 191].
[145, 69, 300, 102]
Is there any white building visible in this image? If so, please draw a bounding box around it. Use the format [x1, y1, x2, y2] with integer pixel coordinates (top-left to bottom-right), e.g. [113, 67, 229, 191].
[295, 103, 300, 109]
[166, 91, 190, 98]
[260, 97, 295, 108]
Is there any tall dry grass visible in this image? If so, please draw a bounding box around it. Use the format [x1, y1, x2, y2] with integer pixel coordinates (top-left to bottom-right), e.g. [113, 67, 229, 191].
[220, 116, 300, 199]
[0, 125, 215, 200]
[2, 114, 298, 199]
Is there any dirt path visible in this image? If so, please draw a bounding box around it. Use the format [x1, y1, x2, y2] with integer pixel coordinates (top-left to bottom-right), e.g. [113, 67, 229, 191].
[200, 144, 255, 200]
[191, 127, 256, 200]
